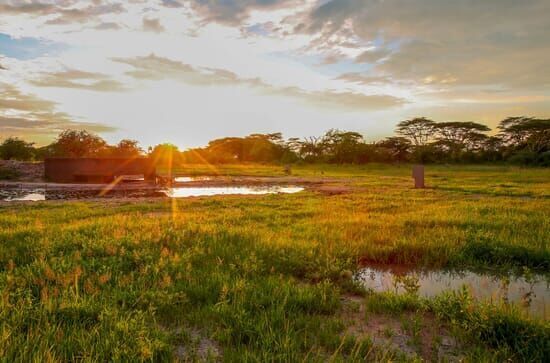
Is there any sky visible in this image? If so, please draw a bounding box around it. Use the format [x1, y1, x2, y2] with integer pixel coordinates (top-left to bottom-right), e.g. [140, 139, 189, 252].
[0, 0, 549, 149]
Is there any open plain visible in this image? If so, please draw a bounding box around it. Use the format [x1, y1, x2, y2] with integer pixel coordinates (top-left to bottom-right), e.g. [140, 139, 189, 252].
[1, 164, 548, 361]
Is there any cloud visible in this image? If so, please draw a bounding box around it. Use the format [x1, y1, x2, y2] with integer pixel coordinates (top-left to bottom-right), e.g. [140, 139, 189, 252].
[0, 1, 125, 25]
[112, 54, 244, 85]
[142, 17, 165, 33]
[0, 83, 114, 143]
[336, 73, 394, 86]
[29, 69, 126, 92]
[291, 0, 550, 89]
[113, 54, 405, 110]
[274, 86, 407, 111]
[0, 1, 56, 16]
[45, 2, 126, 25]
[185, 0, 297, 26]
[161, 0, 184, 8]
[94, 22, 121, 30]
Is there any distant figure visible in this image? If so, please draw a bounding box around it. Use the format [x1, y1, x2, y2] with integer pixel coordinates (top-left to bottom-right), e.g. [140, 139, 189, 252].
[284, 164, 292, 175]
[412, 165, 425, 188]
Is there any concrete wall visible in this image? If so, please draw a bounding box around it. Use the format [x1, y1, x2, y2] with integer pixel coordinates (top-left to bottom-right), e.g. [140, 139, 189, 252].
[44, 158, 156, 183]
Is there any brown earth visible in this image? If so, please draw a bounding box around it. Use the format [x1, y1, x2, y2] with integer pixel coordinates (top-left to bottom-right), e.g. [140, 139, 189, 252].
[340, 295, 463, 362]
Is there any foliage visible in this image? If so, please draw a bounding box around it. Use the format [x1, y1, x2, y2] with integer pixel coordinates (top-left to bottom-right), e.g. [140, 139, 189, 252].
[431, 289, 550, 362]
[4, 116, 550, 166]
[395, 117, 435, 146]
[109, 139, 143, 157]
[0, 137, 35, 161]
[48, 130, 108, 158]
[149, 143, 182, 167]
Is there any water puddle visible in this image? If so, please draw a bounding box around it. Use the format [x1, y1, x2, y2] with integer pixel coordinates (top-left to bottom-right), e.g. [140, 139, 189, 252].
[167, 186, 303, 198]
[2, 190, 46, 201]
[0, 185, 304, 201]
[174, 176, 213, 182]
[356, 267, 549, 319]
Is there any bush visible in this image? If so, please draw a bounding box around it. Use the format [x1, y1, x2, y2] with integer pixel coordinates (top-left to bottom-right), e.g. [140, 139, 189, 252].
[432, 289, 550, 362]
[536, 151, 550, 166]
[507, 150, 550, 166]
[0, 137, 35, 161]
[507, 150, 538, 165]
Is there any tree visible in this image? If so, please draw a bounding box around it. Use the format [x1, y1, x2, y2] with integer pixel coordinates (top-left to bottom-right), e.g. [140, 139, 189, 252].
[396, 117, 435, 146]
[149, 143, 182, 166]
[320, 129, 364, 163]
[50, 130, 107, 157]
[433, 121, 491, 152]
[498, 117, 550, 153]
[244, 134, 286, 162]
[297, 136, 324, 162]
[205, 137, 243, 162]
[111, 139, 143, 157]
[0, 137, 35, 160]
[378, 137, 412, 162]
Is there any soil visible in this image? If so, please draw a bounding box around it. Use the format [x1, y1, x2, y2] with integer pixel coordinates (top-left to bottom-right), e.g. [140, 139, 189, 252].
[339, 295, 463, 362]
[161, 326, 221, 362]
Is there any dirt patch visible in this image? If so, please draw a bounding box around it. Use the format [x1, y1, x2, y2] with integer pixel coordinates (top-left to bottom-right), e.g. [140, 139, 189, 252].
[340, 295, 462, 362]
[0, 160, 43, 182]
[161, 326, 222, 362]
[315, 185, 353, 195]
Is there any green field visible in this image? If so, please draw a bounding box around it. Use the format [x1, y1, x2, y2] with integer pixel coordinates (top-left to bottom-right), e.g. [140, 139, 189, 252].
[1, 165, 549, 361]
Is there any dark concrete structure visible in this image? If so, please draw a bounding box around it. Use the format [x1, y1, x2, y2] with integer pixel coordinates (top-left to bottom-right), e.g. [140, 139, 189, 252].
[412, 165, 425, 188]
[44, 157, 156, 183]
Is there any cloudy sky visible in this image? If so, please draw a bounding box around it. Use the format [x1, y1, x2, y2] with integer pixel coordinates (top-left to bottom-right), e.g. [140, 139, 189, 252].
[1, 0, 549, 148]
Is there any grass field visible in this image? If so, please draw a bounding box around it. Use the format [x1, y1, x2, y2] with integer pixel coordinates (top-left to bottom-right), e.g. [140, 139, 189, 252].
[0, 164, 549, 361]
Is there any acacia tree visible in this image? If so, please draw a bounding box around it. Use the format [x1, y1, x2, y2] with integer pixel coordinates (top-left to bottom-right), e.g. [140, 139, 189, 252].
[320, 129, 364, 163]
[297, 136, 324, 161]
[498, 117, 550, 153]
[206, 137, 243, 162]
[243, 133, 288, 162]
[395, 117, 435, 146]
[378, 137, 412, 162]
[433, 121, 491, 152]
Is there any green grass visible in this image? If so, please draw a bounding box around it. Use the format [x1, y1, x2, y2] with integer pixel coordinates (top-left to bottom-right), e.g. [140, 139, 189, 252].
[365, 289, 550, 362]
[0, 164, 548, 361]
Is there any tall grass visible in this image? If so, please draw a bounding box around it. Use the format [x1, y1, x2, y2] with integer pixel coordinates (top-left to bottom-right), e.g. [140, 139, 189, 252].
[0, 165, 548, 360]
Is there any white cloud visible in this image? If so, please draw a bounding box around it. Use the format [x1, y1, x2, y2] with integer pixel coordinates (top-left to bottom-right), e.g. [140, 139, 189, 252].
[0, 0, 548, 147]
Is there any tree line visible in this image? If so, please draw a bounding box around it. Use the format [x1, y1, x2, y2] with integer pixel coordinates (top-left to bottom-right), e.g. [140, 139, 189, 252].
[1, 116, 549, 166]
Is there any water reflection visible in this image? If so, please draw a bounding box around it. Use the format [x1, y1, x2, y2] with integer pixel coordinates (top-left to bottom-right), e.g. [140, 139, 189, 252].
[4, 190, 46, 201]
[0, 185, 304, 201]
[167, 186, 303, 198]
[174, 176, 213, 182]
[356, 267, 549, 319]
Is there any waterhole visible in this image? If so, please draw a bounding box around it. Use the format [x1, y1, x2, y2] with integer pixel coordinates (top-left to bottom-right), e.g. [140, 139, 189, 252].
[0, 185, 304, 201]
[356, 266, 549, 319]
